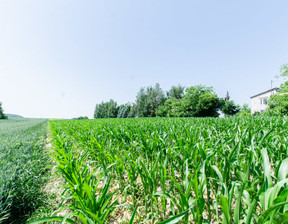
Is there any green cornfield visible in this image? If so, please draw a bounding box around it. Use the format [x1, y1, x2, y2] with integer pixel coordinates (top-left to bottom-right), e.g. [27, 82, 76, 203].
[31, 117, 288, 224]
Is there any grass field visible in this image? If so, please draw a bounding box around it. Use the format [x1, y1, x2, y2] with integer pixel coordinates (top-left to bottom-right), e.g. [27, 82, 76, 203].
[1, 117, 288, 223]
[0, 118, 48, 223]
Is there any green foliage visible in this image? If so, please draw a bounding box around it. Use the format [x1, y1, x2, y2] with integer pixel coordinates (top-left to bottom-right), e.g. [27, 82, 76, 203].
[157, 85, 224, 117]
[267, 63, 288, 115]
[221, 100, 241, 116]
[48, 131, 117, 223]
[0, 102, 8, 119]
[127, 104, 137, 118]
[93, 84, 238, 118]
[39, 117, 288, 223]
[156, 97, 183, 117]
[279, 63, 288, 78]
[94, 99, 118, 118]
[135, 83, 165, 117]
[267, 94, 288, 115]
[0, 118, 48, 223]
[182, 85, 221, 117]
[166, 85, 185, 99]
[117, 104, 131, 118]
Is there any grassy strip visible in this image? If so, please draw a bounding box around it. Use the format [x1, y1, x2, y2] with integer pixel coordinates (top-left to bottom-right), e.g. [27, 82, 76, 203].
[0, 119, 49, 223]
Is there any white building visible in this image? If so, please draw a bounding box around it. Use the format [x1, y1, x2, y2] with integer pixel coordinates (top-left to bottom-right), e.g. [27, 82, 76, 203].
[250, 88, 279, 114]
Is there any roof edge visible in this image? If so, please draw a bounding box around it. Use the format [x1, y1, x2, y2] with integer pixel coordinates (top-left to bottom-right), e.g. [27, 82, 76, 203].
[250, 87, 279, 98]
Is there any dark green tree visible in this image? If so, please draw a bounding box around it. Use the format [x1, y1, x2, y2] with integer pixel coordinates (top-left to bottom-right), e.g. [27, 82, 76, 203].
[181, 85, 221, 117]
[135, 83, 165, 117]
[166, 85, 185, 99]
[0, 102, 8, 119]
[94, 99, 118, 118]
[221, 100, 240, 116]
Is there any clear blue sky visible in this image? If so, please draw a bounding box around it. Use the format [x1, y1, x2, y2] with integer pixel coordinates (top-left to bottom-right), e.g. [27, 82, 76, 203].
[0, 0, 287, 118]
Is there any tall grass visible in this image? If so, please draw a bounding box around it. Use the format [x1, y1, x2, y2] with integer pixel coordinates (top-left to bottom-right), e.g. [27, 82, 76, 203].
[0, 118, 48, 223]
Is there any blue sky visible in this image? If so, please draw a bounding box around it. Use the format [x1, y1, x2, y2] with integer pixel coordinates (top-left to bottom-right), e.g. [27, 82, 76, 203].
[0, 0, 287, 118]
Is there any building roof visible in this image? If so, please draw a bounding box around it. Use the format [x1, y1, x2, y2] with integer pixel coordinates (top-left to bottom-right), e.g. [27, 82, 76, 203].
[250, 87, 279, 99]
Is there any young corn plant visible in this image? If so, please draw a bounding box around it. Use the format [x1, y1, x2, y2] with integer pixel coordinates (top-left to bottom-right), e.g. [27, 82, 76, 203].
[136, 152, 161, 219]
[256, 149, 288, 224]
[42, 117, 288, 223]
[30, 131, 118, 224]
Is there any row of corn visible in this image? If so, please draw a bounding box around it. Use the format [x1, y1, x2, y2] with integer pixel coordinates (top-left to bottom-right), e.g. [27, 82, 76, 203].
[35, 117, 288, 223]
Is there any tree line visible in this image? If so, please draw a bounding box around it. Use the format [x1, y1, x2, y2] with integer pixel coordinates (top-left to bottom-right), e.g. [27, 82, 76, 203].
[94, 84, 244, 119]
[0, 102, 8, 119]
[94, 63, 288, 119]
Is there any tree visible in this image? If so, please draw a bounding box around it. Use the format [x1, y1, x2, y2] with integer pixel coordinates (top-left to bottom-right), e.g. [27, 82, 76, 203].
[267, 63, 288, 115]
[166, 85, 185, 99]
[221, 100, 240, 116]
[267, 94, 288, 115]
[0, 102, 8, 119]
[135, 87, 149, 117]
[117, 104, 131, 118]
[127, 104, 137, 118]
[156, 97, 183, 117]
[135, 83, 165, 117]
[94, 99, 118, 118]
[181, 85, 221, 117]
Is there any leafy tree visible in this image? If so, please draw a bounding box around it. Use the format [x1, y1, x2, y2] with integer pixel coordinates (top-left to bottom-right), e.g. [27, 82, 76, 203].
[182, 85, 221, 117]
[267, 63, 288, 115]
[221, 100, 240, 116]
[267, 94, 288, 115]
[94, 99, 118, 118]
[166, 85, 185, 99]
[196, 92, 221, 117]
[0, 102, 8, 119]
[135, 83, 165, 117]
[157, 85, 222, 117]
[135, 87, 149, 117]
[156, 97, 183, 117]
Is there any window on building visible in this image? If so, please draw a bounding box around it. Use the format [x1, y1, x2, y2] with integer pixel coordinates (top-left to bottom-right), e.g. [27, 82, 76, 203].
[263, 98, 268, 104]
[260, 99, 263, 104]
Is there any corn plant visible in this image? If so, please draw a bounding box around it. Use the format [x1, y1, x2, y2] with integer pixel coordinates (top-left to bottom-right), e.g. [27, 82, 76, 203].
[36, 116, 288, 223]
